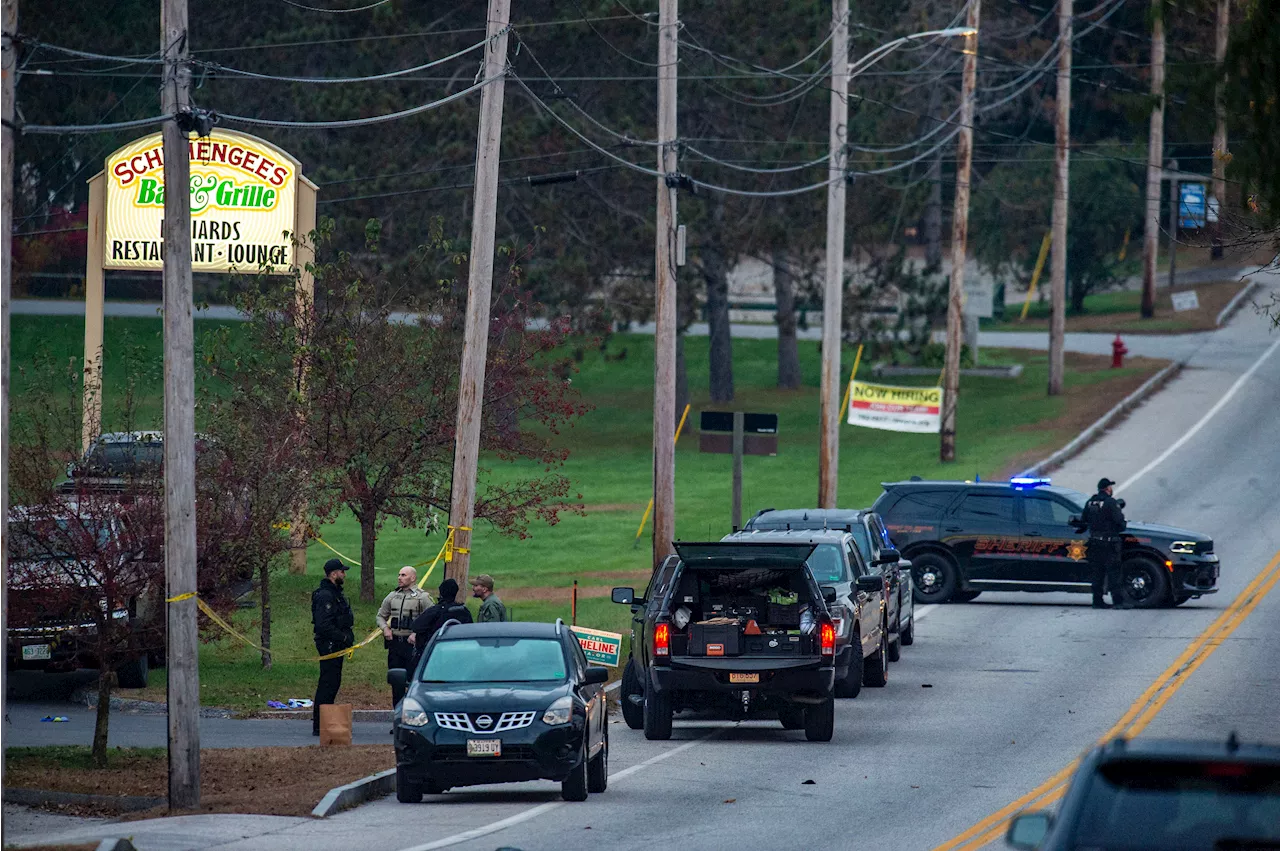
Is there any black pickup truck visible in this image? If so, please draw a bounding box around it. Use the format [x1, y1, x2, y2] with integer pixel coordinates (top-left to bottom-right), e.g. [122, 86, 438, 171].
[612, 541, 841, 742]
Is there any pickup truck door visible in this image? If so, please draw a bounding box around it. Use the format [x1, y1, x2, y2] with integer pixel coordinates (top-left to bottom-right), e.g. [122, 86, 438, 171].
[846, 540, 882, 654]
[861, 518, 901, 631]
[634, 556, 679, 670]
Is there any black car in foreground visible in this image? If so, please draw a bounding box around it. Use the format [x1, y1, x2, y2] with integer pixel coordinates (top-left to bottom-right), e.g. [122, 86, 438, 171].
[1007, 735, 1280, 850]
[873, 478, 1220, 608]
[613, 541, 838, 742]
[388, 620, 610, 803]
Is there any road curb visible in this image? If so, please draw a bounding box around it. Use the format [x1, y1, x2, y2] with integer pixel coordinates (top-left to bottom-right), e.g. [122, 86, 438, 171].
[4, 787, 164, 812]
[1017, 359, 1185, 478]
[312, 767, 396, 818]
[1215, 277, 1260, 327]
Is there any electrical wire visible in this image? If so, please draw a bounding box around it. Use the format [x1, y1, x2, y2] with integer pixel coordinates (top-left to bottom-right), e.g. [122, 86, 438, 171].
[278, 0, 392, 12]
[21, 114, 171, 135]
[198, 33, 493, 84]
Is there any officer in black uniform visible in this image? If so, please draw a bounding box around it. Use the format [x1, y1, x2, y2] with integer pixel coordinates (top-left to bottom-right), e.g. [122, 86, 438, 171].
[312, 558, 356, 735]
[1082, 477, 1128, 609]
[408, 578, 473, 666]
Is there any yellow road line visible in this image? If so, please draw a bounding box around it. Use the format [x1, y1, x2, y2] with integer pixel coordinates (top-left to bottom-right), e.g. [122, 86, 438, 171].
[933, 549, 1280, 851]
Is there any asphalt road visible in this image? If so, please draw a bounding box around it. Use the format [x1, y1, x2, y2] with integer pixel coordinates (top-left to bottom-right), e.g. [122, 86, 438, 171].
[8, 273, 1279, 851]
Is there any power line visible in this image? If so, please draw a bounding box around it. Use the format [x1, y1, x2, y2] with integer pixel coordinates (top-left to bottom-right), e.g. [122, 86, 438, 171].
[278, 0, 393, 12]
[198, 34, 492, 84]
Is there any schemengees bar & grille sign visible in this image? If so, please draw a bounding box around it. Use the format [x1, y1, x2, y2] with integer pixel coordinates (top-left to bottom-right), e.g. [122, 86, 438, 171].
[104, 129, 300, 273]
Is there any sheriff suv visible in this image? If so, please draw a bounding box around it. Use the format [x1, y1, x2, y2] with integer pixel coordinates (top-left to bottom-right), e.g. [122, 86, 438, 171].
[873, 478, 1219, 608]
[612, 541, 845, 742]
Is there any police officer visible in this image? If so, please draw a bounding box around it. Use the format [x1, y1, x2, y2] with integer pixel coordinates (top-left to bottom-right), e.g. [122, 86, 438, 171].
[472, 574, 509, 623]
[377, 565, 430, 707]
[312, 558, 355, 736]
[1082, 477, 1128, 609]
[408, 578, 473, 664]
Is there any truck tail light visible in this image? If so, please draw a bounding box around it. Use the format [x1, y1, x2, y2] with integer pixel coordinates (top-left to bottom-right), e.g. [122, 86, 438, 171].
[654, 622, 670, 657]
[820, 621, 835, 656]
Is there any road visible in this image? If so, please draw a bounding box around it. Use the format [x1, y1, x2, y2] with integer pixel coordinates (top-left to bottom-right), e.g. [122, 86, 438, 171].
[8, 273, 1279, 851]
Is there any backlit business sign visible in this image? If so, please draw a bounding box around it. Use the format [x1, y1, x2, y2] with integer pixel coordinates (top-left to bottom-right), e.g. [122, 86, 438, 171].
[103, 129, 299, 273]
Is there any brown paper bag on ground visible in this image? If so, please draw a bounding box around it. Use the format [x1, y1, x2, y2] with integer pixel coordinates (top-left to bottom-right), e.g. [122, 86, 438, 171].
[319, 703, 353, 746]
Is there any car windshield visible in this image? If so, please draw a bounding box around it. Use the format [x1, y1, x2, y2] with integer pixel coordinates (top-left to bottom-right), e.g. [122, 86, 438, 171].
[83, 441, 164, 476]
[421, 637, 568, 683]
[1069, 759, 1280, 849]
[807, 544, 851, 583]
[9, 519, 112, 560]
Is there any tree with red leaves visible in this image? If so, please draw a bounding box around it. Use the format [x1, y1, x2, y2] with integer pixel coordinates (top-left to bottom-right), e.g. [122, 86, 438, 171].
[207, 221, 591, 602]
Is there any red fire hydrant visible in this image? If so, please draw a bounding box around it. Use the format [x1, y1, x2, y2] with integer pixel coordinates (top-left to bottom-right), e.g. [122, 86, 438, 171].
[1111, 333, 1128, 369]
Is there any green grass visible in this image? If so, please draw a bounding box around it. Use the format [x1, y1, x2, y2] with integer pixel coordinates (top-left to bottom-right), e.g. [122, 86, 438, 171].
[11, 314, 1162, 709]
[5, 745, 165, 770]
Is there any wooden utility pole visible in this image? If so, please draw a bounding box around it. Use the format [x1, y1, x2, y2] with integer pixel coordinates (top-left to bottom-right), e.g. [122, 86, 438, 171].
[1167, 159, 1179, 289]
[940, 0, 981, 462]
[818, 0, 849, 508]
[1141, 0, 1165, 319]
[1211, 0, 1228, 258]
[160, 0, 200, 809]
[1048, 0, 1071, 396]
[2, 0, 19, 731]
[446, 0, 511, 586]
[651, 0, 678, 569]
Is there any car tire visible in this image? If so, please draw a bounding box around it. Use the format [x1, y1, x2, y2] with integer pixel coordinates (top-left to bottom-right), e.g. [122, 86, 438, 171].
[911, 553, 958, 604]
[804, 695, 835, 742]
[833, 628, 862, 698]
[620, 659, 645, 730]
[863, 628, 889, 688]
[1120, 557, 1170, 609]
[561, 742, 590, 801]
[778, 706, 805, 729]
[900, 614, 915, 647]
[587, 728, 608, 793]
[115, 654, 149, 690]
[887, 633, 902, 663]
[396, 768, 423, 803]
[643, 686, 673, 741]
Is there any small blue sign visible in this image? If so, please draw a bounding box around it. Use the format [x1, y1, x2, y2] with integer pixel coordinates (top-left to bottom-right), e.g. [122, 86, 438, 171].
[1179, 182, 1206, 230]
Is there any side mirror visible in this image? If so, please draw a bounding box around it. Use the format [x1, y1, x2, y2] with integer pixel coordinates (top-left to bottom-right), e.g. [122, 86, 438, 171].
[821, 586, 838, 604]
[1006, 812, 1053, 850]
[387, 668, 407, 690]
[611, 587, 635, 605]
[856, 575, 883, 594]
[583, 666, 609, 685]
[873, 547, 901, 566]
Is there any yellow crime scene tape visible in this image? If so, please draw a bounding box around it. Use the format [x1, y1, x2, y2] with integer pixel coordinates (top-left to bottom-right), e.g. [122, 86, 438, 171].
[164, 531, 453, 662]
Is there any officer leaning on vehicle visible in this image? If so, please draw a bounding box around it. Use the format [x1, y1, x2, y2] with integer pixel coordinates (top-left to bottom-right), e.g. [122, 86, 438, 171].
[377, 565, 431, 707]
[1082, 477, 1128, 609]
[312, 558, 356, 736]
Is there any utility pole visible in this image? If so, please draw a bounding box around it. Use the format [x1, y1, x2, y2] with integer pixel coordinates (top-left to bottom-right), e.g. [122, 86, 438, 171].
[446, 0, 511, 586]
[818, 0, 849, 508]
[1141, 0, 1165, 319]
[160, 0, 200, 809]
[2, 0, 19, 735]
[1048, 0, 1071, 396]
[1211, 0, 1228, 258]
[651, 0, 678, 569]
[940, 0, 981, 463]
[1168, 158, 1179, 289]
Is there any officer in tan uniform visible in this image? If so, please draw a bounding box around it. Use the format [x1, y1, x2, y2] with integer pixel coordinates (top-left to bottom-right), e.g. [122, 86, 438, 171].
[377, 565, 430, 707]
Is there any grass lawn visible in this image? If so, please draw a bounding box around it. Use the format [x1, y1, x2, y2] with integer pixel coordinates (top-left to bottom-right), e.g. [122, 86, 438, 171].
[11, 314, 1166, 709]
[987, 279, 1246, 334]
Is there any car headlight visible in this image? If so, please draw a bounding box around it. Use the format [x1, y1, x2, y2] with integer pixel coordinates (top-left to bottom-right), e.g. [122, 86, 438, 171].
[1169, 541, 1198, 555]
[542, 695, 572, 726]
[401, 697, 430, 727]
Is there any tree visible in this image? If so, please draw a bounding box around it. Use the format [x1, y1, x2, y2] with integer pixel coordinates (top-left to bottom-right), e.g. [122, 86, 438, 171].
[970, 148, 1142, 313]
[209, 223, 590, 602]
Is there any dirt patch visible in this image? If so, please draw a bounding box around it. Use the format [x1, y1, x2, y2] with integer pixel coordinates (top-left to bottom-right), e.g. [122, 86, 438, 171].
[579, 569, 652, 580]
[995, 354, 1168, 479]
[6, 746, 393, 820]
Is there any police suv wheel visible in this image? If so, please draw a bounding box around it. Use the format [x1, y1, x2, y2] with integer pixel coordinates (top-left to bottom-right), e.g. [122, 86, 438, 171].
[911, 553, 957, 604]
[1121, 557, 1169, 609]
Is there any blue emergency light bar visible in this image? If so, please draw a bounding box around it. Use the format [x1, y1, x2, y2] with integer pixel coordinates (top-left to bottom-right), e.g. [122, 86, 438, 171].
[1010, 477, 1051, 489]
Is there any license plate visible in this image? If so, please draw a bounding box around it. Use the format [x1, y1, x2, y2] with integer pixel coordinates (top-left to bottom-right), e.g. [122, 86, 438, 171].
[729, 673, 760, 684]
[466, 739, 501, 757]
[22, 644, 51, 661]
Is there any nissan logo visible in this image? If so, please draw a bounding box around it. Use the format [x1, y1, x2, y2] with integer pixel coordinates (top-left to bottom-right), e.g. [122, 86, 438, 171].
[475, 714, 494, 729]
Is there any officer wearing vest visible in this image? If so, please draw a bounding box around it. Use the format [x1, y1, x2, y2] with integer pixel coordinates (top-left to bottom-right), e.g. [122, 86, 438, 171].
[377, 565, 431, 708]
[312, 558, 355, 735]
[1082, 477, 1128, 609]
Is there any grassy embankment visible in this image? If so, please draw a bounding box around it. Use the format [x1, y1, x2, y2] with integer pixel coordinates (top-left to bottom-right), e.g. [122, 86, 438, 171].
[11, 314, 1165, 709]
